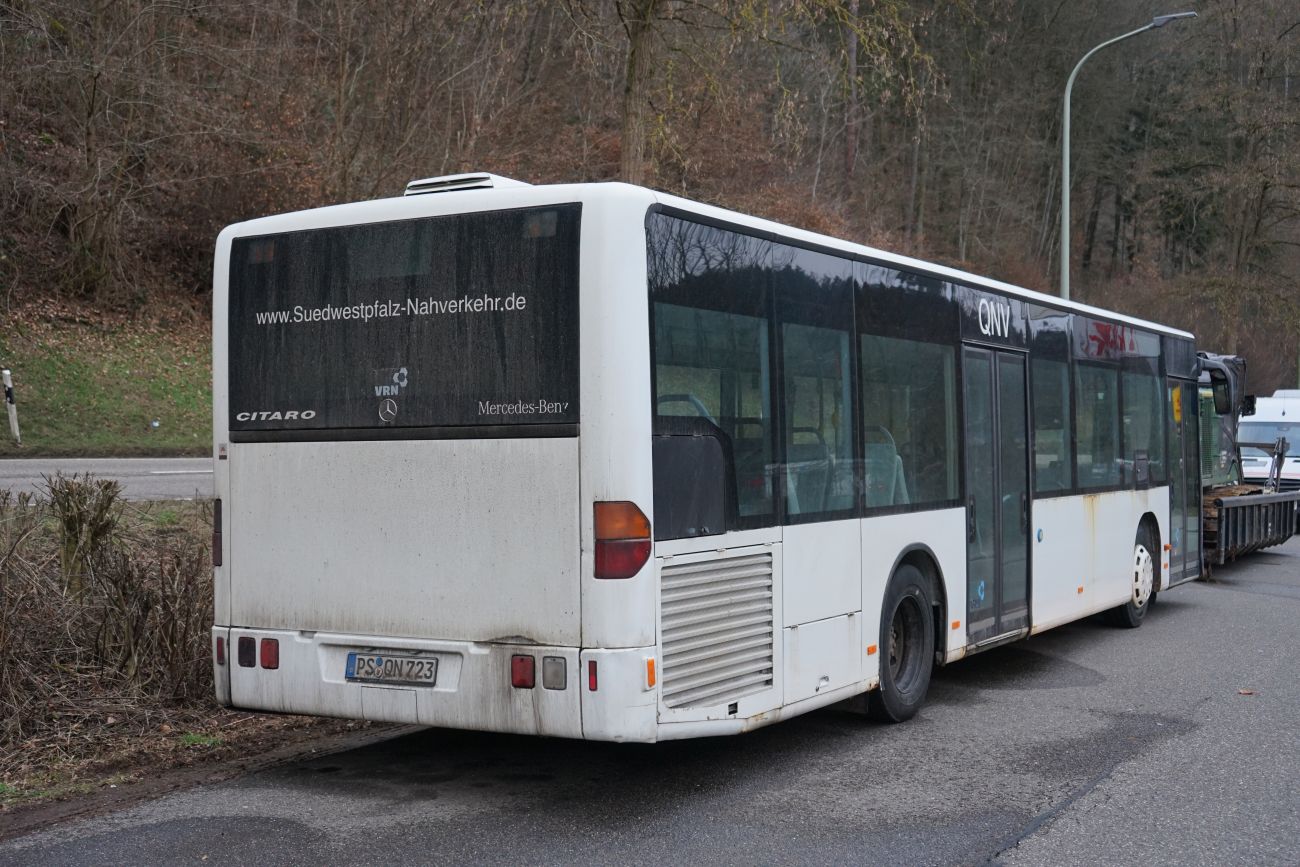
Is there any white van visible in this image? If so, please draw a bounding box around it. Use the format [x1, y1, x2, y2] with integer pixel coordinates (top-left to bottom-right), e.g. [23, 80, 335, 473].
[1240, 390, 1300, 490]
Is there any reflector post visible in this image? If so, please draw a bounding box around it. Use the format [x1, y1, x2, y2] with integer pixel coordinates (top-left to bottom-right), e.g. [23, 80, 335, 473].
[511, 654, 535, 689]
[593, 501, 651, 579]
[260, 638, 279, 670]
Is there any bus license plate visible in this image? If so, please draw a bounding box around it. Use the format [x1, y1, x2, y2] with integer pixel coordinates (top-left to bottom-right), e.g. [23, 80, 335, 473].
[346, 653, 438, 686]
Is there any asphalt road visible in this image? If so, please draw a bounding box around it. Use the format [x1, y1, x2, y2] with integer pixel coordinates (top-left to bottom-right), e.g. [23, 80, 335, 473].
[0, 458, 212, 500]
[2, 540, 1298, 866]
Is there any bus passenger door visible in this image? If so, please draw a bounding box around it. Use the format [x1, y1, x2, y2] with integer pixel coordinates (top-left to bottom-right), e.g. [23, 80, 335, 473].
[1166, 380, 1202, 583]
[963, 347, 1031, 644]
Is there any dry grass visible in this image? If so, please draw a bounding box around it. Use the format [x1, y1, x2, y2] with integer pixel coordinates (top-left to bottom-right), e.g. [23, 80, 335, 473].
[0, 475, 296, 807]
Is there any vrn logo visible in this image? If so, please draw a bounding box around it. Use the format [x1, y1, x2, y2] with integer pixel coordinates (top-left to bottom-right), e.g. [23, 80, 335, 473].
[978, 298, 1012, 339]
[374, 367, 409, 397]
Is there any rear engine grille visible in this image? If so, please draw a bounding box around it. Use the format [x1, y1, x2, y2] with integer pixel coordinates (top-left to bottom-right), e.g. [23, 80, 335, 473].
[660, 551, 774, 710]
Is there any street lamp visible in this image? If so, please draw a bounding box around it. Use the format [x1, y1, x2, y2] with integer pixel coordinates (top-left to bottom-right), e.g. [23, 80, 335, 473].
[1060, 11, 1197, 301]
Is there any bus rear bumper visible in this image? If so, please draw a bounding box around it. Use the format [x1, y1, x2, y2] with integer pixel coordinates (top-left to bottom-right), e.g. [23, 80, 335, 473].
[219, 627, 584, 739]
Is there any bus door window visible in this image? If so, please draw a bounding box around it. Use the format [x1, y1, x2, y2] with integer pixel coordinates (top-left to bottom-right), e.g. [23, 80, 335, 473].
[964, 349, 997, 633]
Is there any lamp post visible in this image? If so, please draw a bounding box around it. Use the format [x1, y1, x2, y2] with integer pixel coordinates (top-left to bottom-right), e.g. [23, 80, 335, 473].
[1060, 11, 1197, 301]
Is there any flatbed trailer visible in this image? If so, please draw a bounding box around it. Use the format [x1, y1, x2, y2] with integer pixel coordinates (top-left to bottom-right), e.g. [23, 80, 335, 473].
[1203, 486, 1300, 567]
[1198, 354, 1300, 570]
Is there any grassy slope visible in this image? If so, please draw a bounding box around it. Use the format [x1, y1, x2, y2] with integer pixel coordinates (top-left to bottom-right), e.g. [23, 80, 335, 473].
[0, 305, 210, 456]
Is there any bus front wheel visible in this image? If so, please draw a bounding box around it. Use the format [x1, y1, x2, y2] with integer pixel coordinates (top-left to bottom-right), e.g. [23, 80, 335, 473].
[1107, 524, 1156, 629]
[867, 564, 935, 723]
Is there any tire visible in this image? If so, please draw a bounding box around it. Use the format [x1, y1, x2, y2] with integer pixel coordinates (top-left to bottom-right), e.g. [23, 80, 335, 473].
[867, 563, 935, 723]
[1106, 524, 1156, 629]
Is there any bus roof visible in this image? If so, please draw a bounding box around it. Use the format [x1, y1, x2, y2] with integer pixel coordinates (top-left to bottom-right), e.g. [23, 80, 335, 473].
[651, 189, 1193, 340]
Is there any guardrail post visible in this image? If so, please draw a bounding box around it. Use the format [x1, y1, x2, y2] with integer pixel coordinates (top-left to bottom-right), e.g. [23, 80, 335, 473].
[2, 368, 20, 446]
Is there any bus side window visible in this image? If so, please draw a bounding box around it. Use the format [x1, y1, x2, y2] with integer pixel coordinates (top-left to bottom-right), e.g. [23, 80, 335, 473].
[1122, 363, 1165, 486]
[782, 322, 853, 519]
[1032, 357, 1073, 493]
[1075, 363, 1121, 489]
[652, 304, 774, 534]
[860, 333, 958, 508]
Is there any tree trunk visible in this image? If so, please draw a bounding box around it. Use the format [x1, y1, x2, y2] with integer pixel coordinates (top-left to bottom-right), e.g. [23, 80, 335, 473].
[905, 128, 920, 243]
[620, 0, 661, 185]
[1108, 187, 1122, 277]
[1081, 183, 1103, 272]
[844, 0, 860, 180]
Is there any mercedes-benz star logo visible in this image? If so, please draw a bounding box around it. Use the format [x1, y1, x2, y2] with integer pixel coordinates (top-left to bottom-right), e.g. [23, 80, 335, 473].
[378, 398, 398, 423]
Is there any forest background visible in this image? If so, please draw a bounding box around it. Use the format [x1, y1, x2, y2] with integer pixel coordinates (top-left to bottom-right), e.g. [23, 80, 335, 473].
[1, 0, 1298, 440]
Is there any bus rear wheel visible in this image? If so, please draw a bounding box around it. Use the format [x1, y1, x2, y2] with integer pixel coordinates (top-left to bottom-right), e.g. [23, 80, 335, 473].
[867, 564, 935, 723]
[1107, 525, 1156, 629]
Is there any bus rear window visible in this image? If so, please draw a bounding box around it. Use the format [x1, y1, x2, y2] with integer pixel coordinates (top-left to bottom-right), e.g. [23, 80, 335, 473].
[227, 205, 580, 436]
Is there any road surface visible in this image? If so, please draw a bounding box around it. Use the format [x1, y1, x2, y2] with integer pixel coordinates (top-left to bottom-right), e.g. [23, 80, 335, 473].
[2, 540, 1297, 865]
[0, 458, 212, 501]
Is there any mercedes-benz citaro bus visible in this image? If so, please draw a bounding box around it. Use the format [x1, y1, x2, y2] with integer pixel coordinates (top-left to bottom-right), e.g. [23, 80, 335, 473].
[212, 173, 1203, 742]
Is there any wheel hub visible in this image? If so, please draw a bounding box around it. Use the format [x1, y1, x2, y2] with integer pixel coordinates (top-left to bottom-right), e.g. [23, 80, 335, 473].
[889, 596, 923, 685]
[1132, 543, 1154, 607]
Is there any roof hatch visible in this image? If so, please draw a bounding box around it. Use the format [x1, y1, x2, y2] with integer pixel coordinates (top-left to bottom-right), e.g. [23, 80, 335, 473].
[403, 173, 532, 196]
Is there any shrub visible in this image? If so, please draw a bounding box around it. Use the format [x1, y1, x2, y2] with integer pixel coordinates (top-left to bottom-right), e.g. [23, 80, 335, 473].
[0, 480, 212, 748]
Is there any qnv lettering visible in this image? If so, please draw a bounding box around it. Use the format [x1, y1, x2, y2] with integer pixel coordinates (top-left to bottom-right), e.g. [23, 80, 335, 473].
[977, 298, 1012, 339]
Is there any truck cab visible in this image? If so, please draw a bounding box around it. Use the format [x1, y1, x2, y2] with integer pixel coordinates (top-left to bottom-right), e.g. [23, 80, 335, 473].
[1239, 390, 1300, 491]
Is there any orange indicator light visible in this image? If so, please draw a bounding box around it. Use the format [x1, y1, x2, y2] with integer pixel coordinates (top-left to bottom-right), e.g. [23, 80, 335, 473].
[646, 657, 656, 689]
[593, 501, 652, 579]
[951, 620, 961, 630]
[1077, 585, 1085, 594]
[594, 501, 651, 540]
[866, 644, 878, 656]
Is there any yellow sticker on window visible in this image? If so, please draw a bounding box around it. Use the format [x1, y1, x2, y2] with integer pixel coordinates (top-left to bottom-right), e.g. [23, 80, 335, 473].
[1171, 385, 1183, 423]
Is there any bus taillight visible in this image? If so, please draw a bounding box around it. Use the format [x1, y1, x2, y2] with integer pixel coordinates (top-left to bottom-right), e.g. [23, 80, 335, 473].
[260, 638, 279, 670]
[511, 654, 535, 689]
[593, 501, 651, 579]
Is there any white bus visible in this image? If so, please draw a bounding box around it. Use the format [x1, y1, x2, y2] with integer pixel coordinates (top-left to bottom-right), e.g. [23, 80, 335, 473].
[211, 173, 1202, 742]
